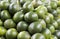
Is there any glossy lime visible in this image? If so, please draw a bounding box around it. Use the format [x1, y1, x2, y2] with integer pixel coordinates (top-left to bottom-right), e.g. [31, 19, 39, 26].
[24, 11, 38, 22]
[9, 3, 21, 14]
[0, 26, 6, 36]
[17, 21, 28, 32]
[4, 19, 16, 28]
[17, 31, 31, 39]
[23, 2, 34, 13]
[42, 29, 51, 39]
[6, 28, 18, 39]
[31, 33, 45, 39]
[13, 11, 24, 23]
[28, 22, 42, 34]
[0, 1, 9, 9]
[1, 10, 11, 21]
[35, 5, 47, 18]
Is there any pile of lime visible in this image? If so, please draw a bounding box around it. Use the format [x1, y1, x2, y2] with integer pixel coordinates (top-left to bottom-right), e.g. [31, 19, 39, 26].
[0, 0, 60, 39]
